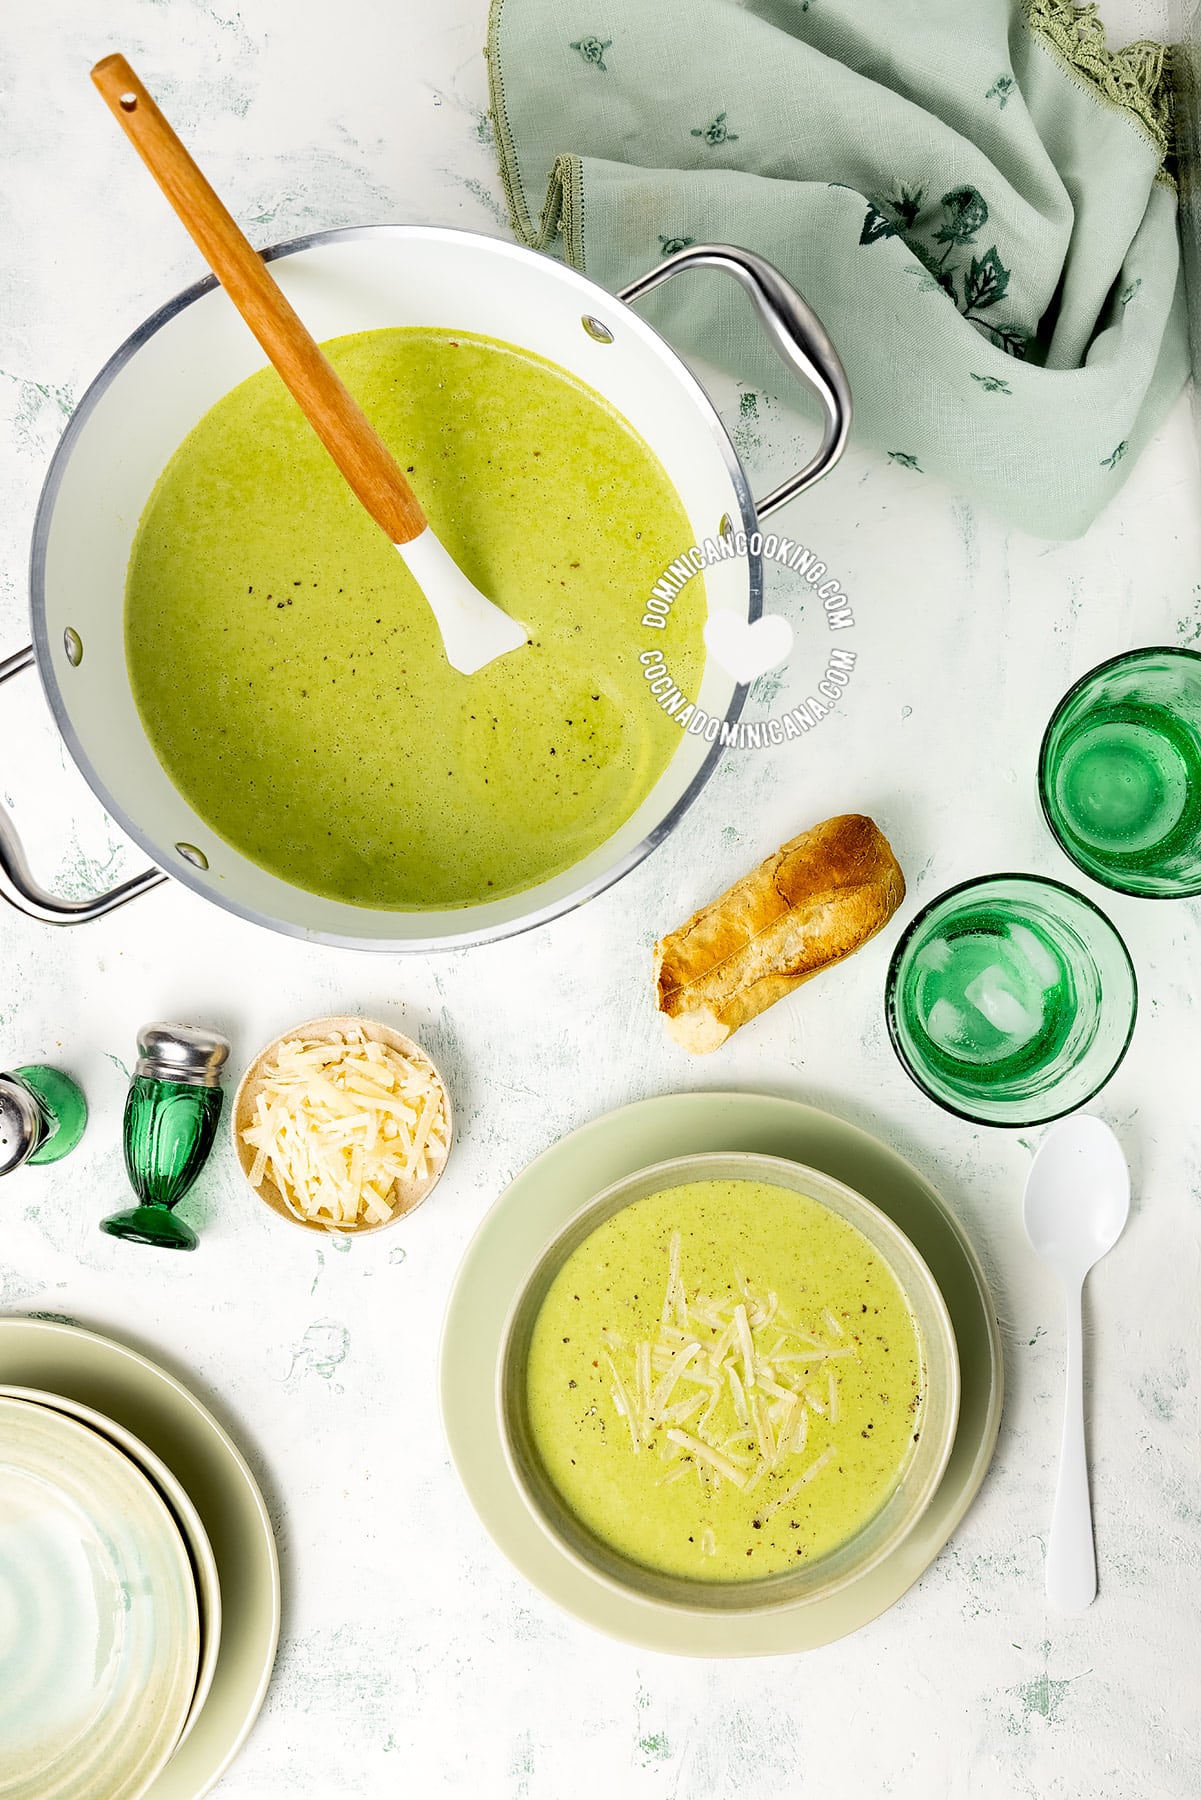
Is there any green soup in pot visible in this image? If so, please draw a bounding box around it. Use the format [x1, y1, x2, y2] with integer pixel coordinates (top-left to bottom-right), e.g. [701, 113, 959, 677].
[124, 327, 707, 910]
[525, 1180, 926, 1581]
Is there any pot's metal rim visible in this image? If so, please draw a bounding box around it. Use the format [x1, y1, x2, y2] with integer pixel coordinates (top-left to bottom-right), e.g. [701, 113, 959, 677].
[29, 222, 762, 954]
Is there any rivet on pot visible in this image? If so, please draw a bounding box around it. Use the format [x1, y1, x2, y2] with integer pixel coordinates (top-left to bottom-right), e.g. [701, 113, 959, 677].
[176, 843, 209, 871]
[63, 628, 83, 667]
[581, 315, 614, 344]
[718, 514, 733, 539]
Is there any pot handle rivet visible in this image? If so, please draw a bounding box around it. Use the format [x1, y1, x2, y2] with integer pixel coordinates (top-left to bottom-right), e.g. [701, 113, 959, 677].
[175, 842, 209, 871]
[64, 628, 83, 667]
[581, 315, 614, 345]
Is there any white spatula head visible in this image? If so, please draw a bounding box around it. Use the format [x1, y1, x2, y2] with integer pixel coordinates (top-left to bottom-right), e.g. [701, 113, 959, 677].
[395, 527, 529, 676]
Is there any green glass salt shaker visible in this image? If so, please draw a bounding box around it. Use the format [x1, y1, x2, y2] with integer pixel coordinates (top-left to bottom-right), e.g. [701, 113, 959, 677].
[100, 1024, 230, 1251]
[0, 1064, 88, 1175]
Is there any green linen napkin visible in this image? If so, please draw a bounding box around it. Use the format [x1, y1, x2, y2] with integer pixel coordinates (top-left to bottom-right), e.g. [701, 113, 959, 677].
[485, 0, 1187, 539]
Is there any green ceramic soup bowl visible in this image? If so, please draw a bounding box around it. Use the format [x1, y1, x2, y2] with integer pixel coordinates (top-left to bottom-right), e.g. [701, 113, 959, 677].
[497, 1150, 960, 1616]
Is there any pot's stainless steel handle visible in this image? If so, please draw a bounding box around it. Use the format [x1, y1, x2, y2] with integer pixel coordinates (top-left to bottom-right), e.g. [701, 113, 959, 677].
[618, 244, 851, 518]
[0, 644, 166, 924]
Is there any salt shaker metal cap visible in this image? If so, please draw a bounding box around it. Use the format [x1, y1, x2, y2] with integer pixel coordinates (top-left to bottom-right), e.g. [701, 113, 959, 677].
[0, 1079, 43, 1176]
[134, 1023, 231, 1087]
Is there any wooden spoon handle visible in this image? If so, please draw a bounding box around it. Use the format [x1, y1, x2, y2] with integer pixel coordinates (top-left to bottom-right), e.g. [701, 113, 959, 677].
[91, 54, 427, 546]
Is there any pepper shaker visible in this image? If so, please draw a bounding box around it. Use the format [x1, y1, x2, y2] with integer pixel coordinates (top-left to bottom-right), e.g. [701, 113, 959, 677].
[0, 1064, 88, 1176]
[100, 1024, 230, 1250]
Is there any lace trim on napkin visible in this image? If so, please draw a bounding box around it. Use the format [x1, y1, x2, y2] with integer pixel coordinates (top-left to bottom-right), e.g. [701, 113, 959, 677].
[1024, 0, 1173, 169]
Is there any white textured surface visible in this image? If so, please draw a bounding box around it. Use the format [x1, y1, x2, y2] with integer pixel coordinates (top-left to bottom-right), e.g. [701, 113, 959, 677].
[1, 4, 1199, 1796]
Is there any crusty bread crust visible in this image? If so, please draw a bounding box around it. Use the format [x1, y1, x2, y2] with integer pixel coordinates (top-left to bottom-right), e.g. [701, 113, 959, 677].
[654, 814, 906, 1053]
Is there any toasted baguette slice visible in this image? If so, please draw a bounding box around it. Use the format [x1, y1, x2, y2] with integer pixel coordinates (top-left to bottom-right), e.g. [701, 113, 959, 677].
[654, 814, 905, 1053]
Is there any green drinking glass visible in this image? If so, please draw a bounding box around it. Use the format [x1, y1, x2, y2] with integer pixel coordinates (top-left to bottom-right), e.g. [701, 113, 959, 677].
[1038, 647, 1201, 897]
[885, 874, 1137, 1127]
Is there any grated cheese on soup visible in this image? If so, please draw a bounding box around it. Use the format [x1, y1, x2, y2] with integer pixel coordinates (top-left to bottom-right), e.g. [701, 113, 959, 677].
[599, 1234, 857, 1503]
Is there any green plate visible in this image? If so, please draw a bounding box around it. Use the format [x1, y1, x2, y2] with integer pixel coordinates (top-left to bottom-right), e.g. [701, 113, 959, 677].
[440, 1091, 1003, 1655]
[0, 1321, 279, 1800]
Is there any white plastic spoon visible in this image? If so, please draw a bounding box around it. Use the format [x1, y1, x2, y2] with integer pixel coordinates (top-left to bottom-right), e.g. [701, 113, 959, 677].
[1022, 1114, 1130, 1613]
[93, 55, 528, 677]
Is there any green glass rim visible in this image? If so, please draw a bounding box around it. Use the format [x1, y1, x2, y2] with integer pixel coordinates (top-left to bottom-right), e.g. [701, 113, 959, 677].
[1037, 644, 1201, 899]
[883, 871, 1138, 1129]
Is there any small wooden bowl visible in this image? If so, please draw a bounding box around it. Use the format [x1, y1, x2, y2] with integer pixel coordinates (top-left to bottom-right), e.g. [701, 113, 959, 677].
[232, 1015, 453, 1234]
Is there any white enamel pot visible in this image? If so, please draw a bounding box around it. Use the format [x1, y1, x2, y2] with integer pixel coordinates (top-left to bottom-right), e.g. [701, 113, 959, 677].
[0, 226, 849, 951]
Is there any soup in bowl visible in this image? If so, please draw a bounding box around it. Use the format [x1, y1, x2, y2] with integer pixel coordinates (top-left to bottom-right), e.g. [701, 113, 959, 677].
[499, 1151, 959, 1613]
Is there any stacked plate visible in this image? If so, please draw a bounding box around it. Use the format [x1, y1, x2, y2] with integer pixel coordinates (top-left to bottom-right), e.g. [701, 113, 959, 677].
[0, 1320, 280, 1800]
[0, 1387, 222, 1800]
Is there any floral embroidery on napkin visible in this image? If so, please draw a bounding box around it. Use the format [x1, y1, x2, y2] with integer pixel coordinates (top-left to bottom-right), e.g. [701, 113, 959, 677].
[570, 34, 612, 70]
[691, 111, 739, 146]
[860, 185, 1031, 357]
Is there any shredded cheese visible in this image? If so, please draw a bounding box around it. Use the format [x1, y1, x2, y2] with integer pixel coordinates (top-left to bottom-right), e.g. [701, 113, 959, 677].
[598, 1233, 857, 1550]
[240, 1026, 449, 1231]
